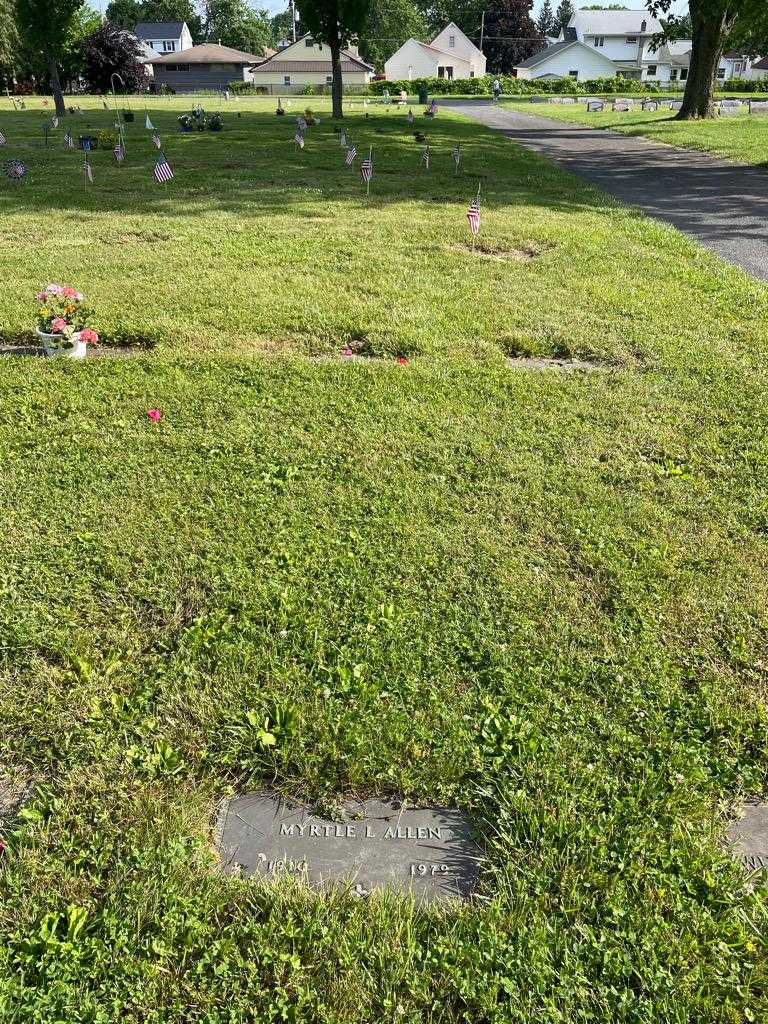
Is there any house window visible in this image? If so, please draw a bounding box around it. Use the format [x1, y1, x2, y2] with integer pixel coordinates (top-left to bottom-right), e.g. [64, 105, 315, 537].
[165, 63, 176, 71]
[284, 75, 291, 84]
[469, 69, 474, 77]
[646, 64, 657, 76]
[177, 64, 189, 72]
[305, 38, 313, 46]
[670, 69, 678, 80]
[568, 70, 578, 78]
[717, 66, 726, 78]
[593, 36, 605, 47]
[161, 40, 177, 52]
[449, 35, 455, 47]
[326, 75, 332, 84]
[626, 36, 637, 43]
[680, 68, 688, 80]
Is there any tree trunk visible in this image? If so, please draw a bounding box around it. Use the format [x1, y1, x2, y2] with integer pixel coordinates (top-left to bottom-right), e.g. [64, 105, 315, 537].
[677, 3, 731, 120]
[330, 38, 343, 119]
[47, 50, 65, 118]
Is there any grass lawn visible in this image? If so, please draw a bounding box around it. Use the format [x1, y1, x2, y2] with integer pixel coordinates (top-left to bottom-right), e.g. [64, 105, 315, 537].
[503, 98, 768, 166]
[1, 95, 768, 1023]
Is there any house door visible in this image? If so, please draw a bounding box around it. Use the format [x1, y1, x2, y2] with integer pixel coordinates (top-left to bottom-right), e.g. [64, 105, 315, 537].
[437, 66, 454, 79]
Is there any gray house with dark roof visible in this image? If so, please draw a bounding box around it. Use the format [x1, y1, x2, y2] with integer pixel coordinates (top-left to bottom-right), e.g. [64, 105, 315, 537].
[134, 21, 193, 58]
[148, 42, 270, 92]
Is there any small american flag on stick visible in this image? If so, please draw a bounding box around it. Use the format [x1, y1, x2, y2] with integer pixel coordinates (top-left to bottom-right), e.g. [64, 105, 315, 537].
[51, 116, 59, 128]
[452, 143, 461, 173]
[361, 148, 373, 194]
[63, 130, 73, 149]
[113, 142, 125, 163]
[407, 109, 414, 125]
[345, 144, 356, 166]
[154, 152, 174, 183]
[466, 185, 481, 248]
[83, 154, 93, 184]
[151, 133, 162, 149]
[421, 146, 430, 171]
[294, 129, 304, 149]
[0, 130, 6, 146]
[339, 130, 347, 147]
[145, 114, 155, 130]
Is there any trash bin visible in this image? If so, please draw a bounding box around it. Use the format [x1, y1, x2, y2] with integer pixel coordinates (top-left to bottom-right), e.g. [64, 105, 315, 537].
[418, 87, 428, 105]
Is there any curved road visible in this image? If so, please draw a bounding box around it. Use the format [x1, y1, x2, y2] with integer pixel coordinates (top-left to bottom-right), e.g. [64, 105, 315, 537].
[444, 99, 768, 282]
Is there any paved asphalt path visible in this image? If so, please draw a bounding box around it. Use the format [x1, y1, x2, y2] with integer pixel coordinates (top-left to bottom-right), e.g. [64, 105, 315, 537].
[444, 99, 768, 282]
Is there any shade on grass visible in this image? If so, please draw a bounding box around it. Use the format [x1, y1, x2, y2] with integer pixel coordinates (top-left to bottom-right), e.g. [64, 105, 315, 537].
[0, 96, 767, 1023]
[503, 99, 768, 167]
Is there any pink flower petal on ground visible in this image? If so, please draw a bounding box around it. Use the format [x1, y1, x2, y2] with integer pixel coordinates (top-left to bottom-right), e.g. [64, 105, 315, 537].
[147, 409, 162, 423]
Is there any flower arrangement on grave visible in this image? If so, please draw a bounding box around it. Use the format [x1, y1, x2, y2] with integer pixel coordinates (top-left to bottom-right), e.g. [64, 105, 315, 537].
[205, 112, 223, 131]
[303, 108, 319, 126]
[35, 284, 98, 358]
[98, 129, 116, 149]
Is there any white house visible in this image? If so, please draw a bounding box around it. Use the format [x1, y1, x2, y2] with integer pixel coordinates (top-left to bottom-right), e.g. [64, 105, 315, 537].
[385, 23, 486, 82]
[134, 21, 193, 58]
[249, 35, 374, 92]
[515, 39, 619, 81]
[518, 9, 767, 84]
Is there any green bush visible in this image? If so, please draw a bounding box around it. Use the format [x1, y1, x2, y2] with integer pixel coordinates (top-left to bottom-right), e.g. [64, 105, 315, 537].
[369, 74, 667, 98]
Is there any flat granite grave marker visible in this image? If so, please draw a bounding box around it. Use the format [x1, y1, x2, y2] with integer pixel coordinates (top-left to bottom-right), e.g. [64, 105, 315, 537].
[642, 100, 658, 111]
[749, 100, 768, 114]
[586, 100, 605, 112]
[216, 793, 482, 901]
[726, 800, 768, 874]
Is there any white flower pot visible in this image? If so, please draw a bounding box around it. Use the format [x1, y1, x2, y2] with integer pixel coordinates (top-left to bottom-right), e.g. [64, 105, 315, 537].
[36, 328, 87, 359]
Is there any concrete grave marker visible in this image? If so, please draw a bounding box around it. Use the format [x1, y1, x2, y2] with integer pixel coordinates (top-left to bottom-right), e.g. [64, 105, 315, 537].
[586, 100, 605, 112]
[727, 800, 768, 873]
[216, 793, 482, 901]
[613, 100, 634, 112]
[670, 100, 683, 111]
[749, 100, 768, 114]
[642, 100, 659, 111]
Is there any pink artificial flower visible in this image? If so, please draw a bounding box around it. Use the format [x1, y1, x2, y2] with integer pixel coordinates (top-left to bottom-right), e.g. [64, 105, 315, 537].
[51, 317, 67, 332]
[341, 346, 354, 358]
[45, 284, 63, 295]
[397, 356, 409, 365]
[36, 291, 46, 301]
[79, 328, 98, 344]
[62, 286, 78, 299]
[147, 409, 162, 423]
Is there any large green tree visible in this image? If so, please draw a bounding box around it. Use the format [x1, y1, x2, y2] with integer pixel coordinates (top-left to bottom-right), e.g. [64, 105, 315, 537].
[650, 1, 765, 118]
[483, 0, 543, 72]
[554, 0, 574, 35]
[300, 0, 373, 118]
[202, 0, 271, 55]
[269, 6, 303, 46]
[0, 0, 19, 81]
[536, 0, 555, 36]
[15, 0, 84, 114]
[357, 0, 429, 71]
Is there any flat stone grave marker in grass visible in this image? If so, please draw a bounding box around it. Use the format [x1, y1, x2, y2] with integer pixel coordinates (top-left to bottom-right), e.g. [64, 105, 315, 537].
[216, 793, 482, 902]
[726, 800, 768, 874]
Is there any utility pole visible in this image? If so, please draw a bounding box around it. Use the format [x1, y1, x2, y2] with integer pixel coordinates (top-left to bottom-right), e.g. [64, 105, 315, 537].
[290, 0, 297, 42]
[479, 11, 485, 52]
